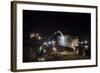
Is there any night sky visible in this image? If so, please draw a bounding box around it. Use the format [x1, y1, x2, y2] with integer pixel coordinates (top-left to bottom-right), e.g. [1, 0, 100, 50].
[23, 10, 91, 40]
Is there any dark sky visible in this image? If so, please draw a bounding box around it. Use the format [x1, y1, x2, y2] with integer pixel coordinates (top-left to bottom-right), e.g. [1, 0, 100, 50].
[23, 10, 91, 40]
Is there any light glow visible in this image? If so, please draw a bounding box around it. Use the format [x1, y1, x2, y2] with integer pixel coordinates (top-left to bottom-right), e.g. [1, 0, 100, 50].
[84, 45, 88, 49]
[52, 41, 56, 45]
[48, 41, 51, 45]
[30, 33, 35, 38]
[37, 36, 42, 40]
[58, 36, 67, 47]
[43, 42, 47, 45]
[53, 47, 57, 52]
[84, 40, 88, 44]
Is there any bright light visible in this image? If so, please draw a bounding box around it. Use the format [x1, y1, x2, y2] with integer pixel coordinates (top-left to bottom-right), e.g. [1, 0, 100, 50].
[75, 43, 79, 47]
[37, 36, 42, 40]
[43, 49, 46, 53]
[80, 41, 84, 44]
[36, 33, 39, 36]
[48, 41, 51, 45]
[46, 44, 48, 46]
[84, 40, 88, 44]
[30, 33, 35, 38]
[43, 42, 47, 45]
[52, 41, 56, 45]
[53, 47, 57, 52]
[84, 45, 88, 49]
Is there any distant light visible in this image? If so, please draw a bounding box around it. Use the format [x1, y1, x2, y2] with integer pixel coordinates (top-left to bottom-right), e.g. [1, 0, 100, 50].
[53, 47, 57, 52]
[48, 41, 51, 45]
[80, 41, 84, 44]
[46, 44, 48, 46]
[75, 43, 79, 47]
[52, 41, 56, 45]
[30, 33, 35, 38]
[36, 33, 39, 36]
[38, 58, 45, 61]
[84, 45, 88, 49]
[43, 49, 46, 53]
[84, 40, 88, 44]
[43, 42, 47, 45]
[37, 36, 42, 40]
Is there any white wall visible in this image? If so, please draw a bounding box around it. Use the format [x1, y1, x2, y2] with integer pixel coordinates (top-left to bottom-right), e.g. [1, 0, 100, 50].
[0, 0, 99, 73]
